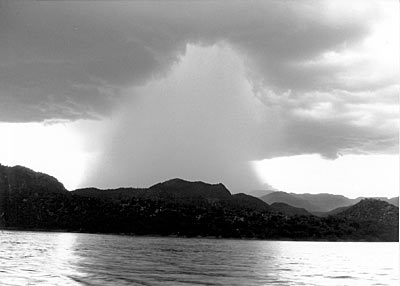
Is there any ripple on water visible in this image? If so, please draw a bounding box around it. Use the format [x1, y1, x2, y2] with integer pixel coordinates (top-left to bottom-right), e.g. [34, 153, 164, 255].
[0, 231, 399, 286]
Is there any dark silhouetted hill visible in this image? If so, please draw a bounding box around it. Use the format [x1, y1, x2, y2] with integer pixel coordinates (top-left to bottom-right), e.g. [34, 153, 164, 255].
[147, 178, 232, 202]
[72, 187, 146, 201]
[1, 164, 398, 241]
[0, 164, 67, 195]
[74, 178, 232, 205]
[0, 164, 69, 228]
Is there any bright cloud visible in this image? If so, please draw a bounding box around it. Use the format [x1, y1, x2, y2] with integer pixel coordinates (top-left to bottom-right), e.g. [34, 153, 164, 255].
[0, 121, 96, 189]
[253, 154, 399, 198]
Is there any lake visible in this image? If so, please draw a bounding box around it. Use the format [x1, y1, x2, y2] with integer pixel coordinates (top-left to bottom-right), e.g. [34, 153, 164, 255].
[0, 231, 398, 286]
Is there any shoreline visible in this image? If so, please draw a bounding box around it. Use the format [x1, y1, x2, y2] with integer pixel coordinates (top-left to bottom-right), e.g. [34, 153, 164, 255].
[1, 227, 395, 242]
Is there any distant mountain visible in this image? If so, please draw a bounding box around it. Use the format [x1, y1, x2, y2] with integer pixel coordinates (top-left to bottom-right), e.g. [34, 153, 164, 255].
[387, 197, 399, 207]
[1, 164, 398, 241]
[294, 193, 356, 212]
[269, 202, 312, 217]
[260, 192, 319, 211]
[261, 191, 399, 213]
[312, 206, 351, 217]
[247, 189, 275, 198]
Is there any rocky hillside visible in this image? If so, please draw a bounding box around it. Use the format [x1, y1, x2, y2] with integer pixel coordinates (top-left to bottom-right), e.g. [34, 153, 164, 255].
[336, 199, 398, 224]
[333, 199, 399, 241]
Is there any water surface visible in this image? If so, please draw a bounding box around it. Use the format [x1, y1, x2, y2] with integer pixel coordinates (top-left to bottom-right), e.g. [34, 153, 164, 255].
[0, 231, 398, 285]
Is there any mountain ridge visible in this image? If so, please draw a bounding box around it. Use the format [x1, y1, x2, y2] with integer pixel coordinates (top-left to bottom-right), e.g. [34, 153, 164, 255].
[260, 191, 399, 213]
[0, 164, 398, 241]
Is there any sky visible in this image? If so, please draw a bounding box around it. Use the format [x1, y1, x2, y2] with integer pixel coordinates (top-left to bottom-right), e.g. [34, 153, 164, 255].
[0, 0, 398, 198]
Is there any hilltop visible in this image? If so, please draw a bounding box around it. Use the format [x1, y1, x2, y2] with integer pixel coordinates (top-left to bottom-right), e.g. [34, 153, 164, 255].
[337, 199, 398, 224]
[0, 164, 68, 227]
[333, 199, 399, 241]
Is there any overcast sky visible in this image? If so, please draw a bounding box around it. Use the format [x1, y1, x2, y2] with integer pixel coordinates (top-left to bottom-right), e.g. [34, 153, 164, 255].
[0, 0, 398, 198]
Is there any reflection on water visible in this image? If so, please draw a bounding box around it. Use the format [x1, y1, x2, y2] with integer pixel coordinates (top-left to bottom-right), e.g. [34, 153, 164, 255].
[0, 232, 79, 285]
[0, 230, 398, 285]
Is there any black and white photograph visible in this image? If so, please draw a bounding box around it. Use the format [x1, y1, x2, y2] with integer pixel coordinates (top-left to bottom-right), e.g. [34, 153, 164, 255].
[0, 0, 398, 285]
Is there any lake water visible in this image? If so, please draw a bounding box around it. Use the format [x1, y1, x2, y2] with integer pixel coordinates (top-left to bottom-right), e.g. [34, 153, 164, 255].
[0, 231, 398, 286]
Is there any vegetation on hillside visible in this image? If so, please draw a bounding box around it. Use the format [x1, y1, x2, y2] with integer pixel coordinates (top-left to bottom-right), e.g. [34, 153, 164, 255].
[1, 164, 398, 241]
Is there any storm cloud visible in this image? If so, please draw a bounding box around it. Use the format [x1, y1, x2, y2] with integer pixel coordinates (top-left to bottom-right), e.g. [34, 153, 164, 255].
[1, 0, 398, 190]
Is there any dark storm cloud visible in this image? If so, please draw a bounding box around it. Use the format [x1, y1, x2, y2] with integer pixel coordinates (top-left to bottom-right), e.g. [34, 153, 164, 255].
[1, 0, 398, 189]
[1, 0, 379, 121]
